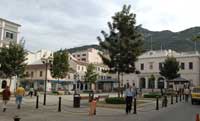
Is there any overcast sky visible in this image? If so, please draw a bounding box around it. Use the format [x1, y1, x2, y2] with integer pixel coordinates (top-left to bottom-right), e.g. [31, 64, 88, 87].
[1, 0, 200, 51]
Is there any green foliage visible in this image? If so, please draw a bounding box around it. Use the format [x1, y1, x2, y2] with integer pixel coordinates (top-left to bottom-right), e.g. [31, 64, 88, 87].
[143, 92, 161, 98]
[159, 57, 180, 80]
[97, 5, 143, 74]
[0, 42, 27, 79]
[50, 49, 69, 79]
[105, 97, 125, 104]
[148, 74, 155, 89]
[85, 64, 98, 85]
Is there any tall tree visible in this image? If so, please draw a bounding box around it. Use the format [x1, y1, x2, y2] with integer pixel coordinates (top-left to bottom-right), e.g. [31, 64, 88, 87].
[97, 5, 143, 97]
[192, 35, 200, 51]
[160, 57, 180, 86]
[0, 42, 27, 86]
[85, 64, 98, 91]
[148, 74, 155, 92]
[50, 49, 69, 90]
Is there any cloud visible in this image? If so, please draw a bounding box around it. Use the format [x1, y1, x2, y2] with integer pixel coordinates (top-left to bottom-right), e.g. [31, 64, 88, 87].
[0, 0, 199, 51]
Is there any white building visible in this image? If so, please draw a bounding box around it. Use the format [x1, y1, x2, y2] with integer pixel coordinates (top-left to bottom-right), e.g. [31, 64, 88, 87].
[121, 50, 200, 90]
[0, 18, 21, 92]
[0, 18, 21, 47]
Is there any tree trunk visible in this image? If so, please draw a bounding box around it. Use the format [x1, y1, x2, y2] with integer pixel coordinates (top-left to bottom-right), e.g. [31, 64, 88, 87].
[56, 78, 59, 91]
[117, 71, 120, 98]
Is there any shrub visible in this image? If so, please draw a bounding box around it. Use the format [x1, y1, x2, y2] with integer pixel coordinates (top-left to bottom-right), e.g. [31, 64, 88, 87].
[105, 97, 125, 104]
[143, 92, 161, 98]
[52, 91, 58, 95]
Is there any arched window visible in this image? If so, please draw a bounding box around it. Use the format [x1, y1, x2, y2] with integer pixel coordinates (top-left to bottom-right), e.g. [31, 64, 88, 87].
[139, 78, 146, 88]
[1, 80, 7, 88]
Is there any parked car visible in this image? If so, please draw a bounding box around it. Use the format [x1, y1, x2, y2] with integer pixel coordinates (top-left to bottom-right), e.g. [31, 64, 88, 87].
[191, 86, 200, 104]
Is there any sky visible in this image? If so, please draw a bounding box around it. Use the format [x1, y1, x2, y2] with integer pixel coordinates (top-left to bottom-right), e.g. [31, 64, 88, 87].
[0, 0, 200, 51]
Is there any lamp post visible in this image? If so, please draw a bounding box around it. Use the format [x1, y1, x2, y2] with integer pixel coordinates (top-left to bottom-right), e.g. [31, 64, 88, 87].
[74, 72, 79, 94]
[41, 53, 53, 105]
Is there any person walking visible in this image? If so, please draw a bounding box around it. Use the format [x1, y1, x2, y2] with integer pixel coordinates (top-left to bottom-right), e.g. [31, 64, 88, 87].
[15, 85, 25, 109]
[28, 87, 34, 97]
[184, 87, 190, 102]
[125, 84, 133, 114]
[2, 86, 11, 112]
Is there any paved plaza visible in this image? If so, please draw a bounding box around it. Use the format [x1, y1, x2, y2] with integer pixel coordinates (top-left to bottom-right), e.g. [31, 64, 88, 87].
[0, 94, 199, 121]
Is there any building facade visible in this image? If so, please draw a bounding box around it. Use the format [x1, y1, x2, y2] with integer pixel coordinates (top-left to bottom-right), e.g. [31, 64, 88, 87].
[0, 18, 21, 92]
[72, 48, 103, 64]
[0, 18, 21, 47]
[120, 50, 200, 90]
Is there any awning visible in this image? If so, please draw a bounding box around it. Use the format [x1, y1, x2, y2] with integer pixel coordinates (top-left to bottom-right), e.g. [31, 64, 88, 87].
[96, 79, 118, 83]
[167, 77, 189, 82]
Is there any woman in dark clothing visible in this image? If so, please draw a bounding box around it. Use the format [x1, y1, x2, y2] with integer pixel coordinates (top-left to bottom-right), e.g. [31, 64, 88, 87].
[2, 86, 11, 112]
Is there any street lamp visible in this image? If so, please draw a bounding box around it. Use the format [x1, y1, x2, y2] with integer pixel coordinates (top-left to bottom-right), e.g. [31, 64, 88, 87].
[41, 53, 53, 105]
[74, 72, 79, 94]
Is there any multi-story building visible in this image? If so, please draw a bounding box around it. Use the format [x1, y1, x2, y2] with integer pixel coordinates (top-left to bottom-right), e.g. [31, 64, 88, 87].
[0, 18, 21, 92]
[121, 50, 200, 90]
[23, 49, 114, 92]
[72, 48, 103, 64]
[0, 18, 21, 47]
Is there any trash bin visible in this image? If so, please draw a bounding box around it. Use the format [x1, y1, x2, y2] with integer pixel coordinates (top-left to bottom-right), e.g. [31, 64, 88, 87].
[73, 94, 80, 108]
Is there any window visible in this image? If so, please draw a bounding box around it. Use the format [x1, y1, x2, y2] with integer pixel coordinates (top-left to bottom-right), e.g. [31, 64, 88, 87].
[159, 63, 163, 70]
[26, 72, 28, 76]
[140, 63, 144, 70]
[6, 32, 13, 39]
[149, 62, 153, 70]
[81, 58, 86, 61]
[73, 55, 75, 57]
[39, 71, 43, 77]
[181, 63, 185, 70]
[82, 54, 86, 56]
[68, 75, 70, 79]
[189, 62, 193, 70]
[82, 66, 84, 71]
[31, 72, 34, 77]
[77, 54, 80, 57]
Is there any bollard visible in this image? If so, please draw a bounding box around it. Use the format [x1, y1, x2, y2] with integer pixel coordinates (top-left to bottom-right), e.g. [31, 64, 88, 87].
[36, 95, 39, 109]
[176, 94, 178, 103]
[183, 94, 185, 101]
[133, 98, 137, 114]
[156, 96, 159, 110]
[58, 97, 61, 112]
[164, 95, 167, 107]
[171, 95, 173, 104]
[196, 113, 199, 121]
[13, 116, 20, 121]
[179, 94, 182, 102]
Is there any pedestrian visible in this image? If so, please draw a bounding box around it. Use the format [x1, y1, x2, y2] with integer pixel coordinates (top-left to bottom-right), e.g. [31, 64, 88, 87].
[125, 84, 133, 114]
[2, 86, 11, 112]
[28, 87, 34, 97]
[15, 85, 25, 109]
[184, 87, 190, 102]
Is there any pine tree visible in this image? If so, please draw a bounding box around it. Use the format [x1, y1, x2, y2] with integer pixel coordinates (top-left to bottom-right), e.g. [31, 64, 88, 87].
[97, 5, 143, 97]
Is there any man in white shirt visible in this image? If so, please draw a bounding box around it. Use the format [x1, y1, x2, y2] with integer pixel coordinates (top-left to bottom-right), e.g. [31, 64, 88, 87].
[125, 84, 134, 114]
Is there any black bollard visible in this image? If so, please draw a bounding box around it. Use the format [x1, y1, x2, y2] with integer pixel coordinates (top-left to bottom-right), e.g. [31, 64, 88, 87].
[164, 96, 167, 107]
[156, 96, 159, 110]
[58, 97, 61, 112]
[171, 95, 173, 104]
[179, 94, 182, 102]
[36, 95, 39, 109]
[176, 94, 178, 103]
[13, 116, 20, 121]
[133, 98, 137, 114]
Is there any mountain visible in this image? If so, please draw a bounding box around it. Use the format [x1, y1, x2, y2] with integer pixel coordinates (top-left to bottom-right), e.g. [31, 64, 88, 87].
[67, 27, 200, 53]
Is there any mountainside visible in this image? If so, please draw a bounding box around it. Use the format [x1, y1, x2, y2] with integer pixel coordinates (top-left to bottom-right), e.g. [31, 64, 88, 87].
[68, 27, 200, 53]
